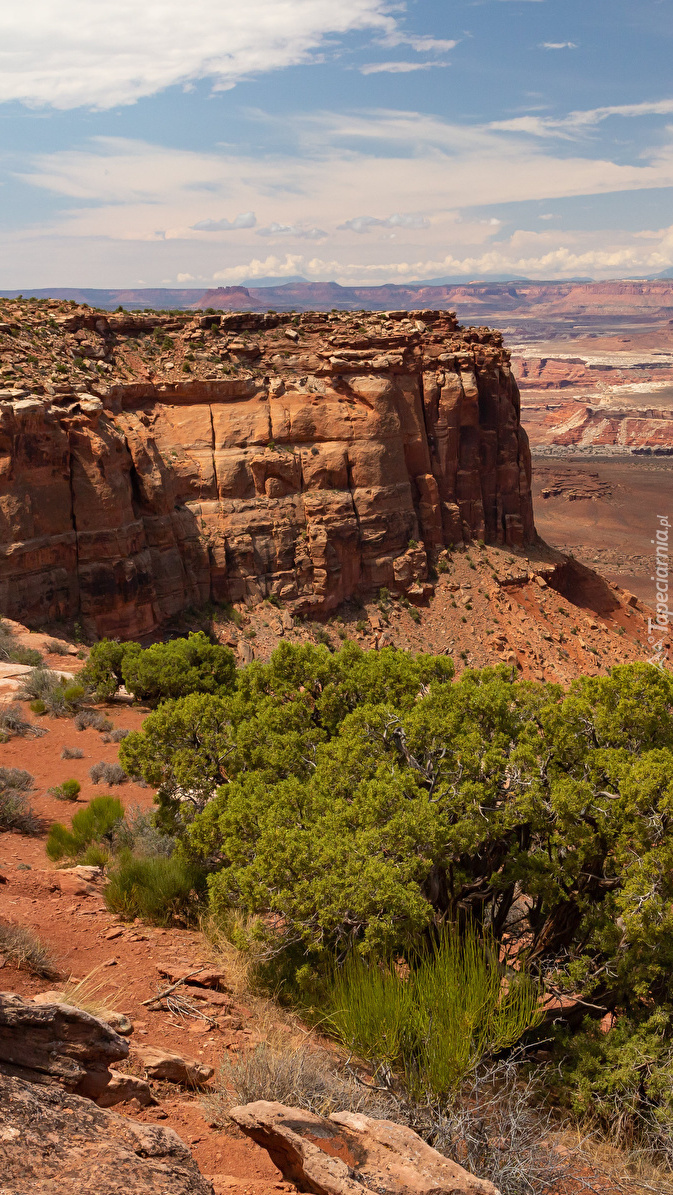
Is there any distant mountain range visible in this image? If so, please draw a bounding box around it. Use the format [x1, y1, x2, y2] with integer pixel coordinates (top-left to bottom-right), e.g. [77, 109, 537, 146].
[2, 278, 673, 320]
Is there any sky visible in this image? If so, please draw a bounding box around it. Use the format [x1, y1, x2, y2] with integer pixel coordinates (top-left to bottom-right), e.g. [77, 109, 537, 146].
[1, 0, 673, 288]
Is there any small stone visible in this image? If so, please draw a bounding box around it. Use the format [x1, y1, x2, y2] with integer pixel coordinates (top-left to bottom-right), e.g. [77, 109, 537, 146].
[105, 927, 123, 940]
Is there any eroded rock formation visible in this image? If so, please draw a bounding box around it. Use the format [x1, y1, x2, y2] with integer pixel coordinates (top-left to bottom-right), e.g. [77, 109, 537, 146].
[0, 308, 534, 638]
[230, 1100, 498, 1195]
[0, 1073, 214, 1195]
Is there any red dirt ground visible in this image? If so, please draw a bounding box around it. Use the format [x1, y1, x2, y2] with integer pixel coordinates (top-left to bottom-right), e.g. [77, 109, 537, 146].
[0, 695, 298, 1194]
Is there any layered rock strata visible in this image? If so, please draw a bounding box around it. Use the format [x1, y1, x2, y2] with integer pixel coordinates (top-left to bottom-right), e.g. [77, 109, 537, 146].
[0, 308, 534, 638]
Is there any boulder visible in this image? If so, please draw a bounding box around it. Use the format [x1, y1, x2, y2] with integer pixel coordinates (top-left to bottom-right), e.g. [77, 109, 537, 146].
[0, 1072, 213, 1194]
[134, 1044, 214, 1086]
[229, 1100, 499, 1195]
[0, 992, 128, 1093]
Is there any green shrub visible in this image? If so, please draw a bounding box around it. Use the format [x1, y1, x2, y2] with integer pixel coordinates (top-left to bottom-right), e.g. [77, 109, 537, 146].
[121, 631, 236, 706]
[46, 795, 124, 861]
[19, 669, 85, 716]
[49, 778, 81, 802]
[79, 639, 137, 701]
[9, 646, 43, 666]
[323, 932, 541, 1098]
[104, 851, 204, 924]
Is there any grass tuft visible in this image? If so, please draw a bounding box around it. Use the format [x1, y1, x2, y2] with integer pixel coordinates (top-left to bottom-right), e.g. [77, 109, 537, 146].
[0, 922, 60, 978]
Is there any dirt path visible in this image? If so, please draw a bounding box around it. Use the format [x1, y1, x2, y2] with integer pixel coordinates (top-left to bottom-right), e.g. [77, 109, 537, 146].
[0, 697, 296, 1195]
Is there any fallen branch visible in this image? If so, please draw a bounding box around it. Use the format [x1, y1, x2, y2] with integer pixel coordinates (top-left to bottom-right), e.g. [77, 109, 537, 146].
[141, 966, 206, 1007]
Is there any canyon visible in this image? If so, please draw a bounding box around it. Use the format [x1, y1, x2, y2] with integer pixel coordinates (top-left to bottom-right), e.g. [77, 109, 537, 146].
[0, 303, 534, 640]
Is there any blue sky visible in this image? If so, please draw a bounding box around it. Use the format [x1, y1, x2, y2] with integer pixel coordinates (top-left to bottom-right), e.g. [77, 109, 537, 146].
[1, 0, 672, 287]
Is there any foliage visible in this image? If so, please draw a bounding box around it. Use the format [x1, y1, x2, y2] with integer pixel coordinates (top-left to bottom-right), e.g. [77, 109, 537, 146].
[19, 668, 85, 716]
[112, 805, 175, 858]
[49, 778, 81, 802]
[177, 655, 673, 1030]
[560, 1012, 673, 1165]
[104, 850, 204, 924]
[46, 795, 124, 861]
[322, 930, 541, 1097]
[0, 922, 59, 978]
[121, 642, 453, 830]
[74, 709, 113, 732]
[89, 761, 127, 785]
[0, 767, 39, 834]
[79, 638, 135, 701]
[121, 631, 236, 706]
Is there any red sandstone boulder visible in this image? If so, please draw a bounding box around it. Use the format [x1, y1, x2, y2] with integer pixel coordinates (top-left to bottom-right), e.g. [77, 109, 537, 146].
[229, 1100, 499, 1195]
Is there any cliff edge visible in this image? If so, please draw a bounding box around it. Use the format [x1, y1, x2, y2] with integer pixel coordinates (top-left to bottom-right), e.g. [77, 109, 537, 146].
[0, 305, 533, 638]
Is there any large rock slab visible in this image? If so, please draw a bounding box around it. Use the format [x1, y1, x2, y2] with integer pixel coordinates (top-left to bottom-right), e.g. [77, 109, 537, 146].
[0, 991, 128, 1092]
[0, 1072, 214, 1194]
[229, 1100, 498, 1195]
[134, 1043, 214, 1086]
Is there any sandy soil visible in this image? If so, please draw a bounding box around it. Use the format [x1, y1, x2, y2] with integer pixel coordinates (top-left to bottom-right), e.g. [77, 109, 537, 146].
[531, 456, 671, 606]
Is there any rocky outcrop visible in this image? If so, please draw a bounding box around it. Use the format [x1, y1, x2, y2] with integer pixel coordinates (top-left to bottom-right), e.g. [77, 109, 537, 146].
[0, 991, 151, 1107]
[0, 308, 534, 639]
[0, 990, 129, 1092]
[230, 1100, 498, 1195]
[0, 1072, 213, 1194]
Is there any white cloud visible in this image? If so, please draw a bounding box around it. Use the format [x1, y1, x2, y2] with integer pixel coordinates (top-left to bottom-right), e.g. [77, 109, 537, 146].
[338, 213, 430, 232]
[0, 0, 394, 109]
[191, 212, 256, 231]
[360, 61, 449, 74]
[256, 223, 327, 239]
[378, 32, 459, 53]
[8, 100, 673, 286]
[491, 98, 673, 139]
[540, 42, 577, 50]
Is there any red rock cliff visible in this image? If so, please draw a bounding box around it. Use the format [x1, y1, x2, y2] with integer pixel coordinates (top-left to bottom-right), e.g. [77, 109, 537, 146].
[0, 308, 534, 638]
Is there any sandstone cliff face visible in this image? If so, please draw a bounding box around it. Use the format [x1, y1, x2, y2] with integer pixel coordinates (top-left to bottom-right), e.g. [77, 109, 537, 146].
[0, 309, 534, 639]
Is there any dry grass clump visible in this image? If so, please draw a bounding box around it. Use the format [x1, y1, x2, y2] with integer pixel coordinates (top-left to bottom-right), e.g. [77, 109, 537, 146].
[61, 745, 84, 760]
[0, 922, 60, 979]
[0, 703, 47, 740]
[89, 760, 127, 785]
[75, 710, 112, 732]
[0, 767, 41, 835]
[47, 965, 122, 1021]
[205, 1043, 386, 1125]
[209, 1044, 582, 1195]
[200, 910, 267, 997]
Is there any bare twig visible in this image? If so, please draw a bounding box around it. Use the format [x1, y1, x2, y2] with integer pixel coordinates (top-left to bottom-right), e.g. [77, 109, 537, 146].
[141, 966, 206, 1007]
